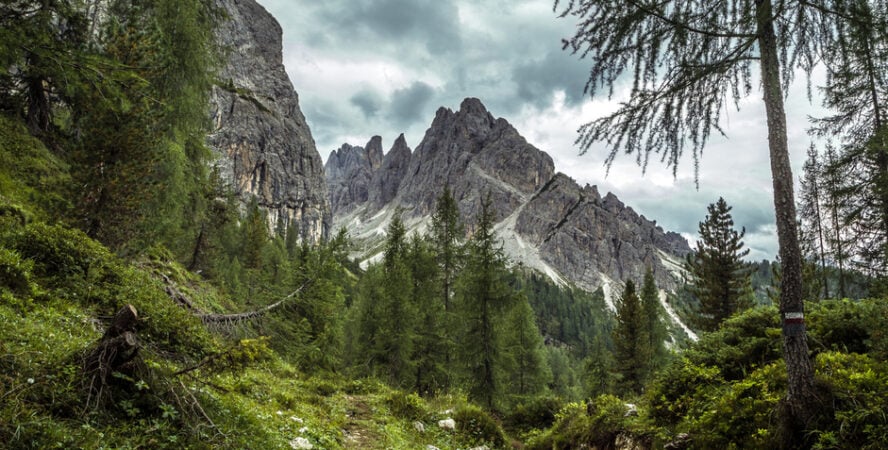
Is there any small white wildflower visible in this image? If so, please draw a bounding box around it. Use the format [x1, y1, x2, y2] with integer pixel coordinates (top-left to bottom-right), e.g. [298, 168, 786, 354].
[298, 426, 308, 434]
[276, 410, 283, 416]
[290, 416, 303, 423]
[27, 378, 34, 384]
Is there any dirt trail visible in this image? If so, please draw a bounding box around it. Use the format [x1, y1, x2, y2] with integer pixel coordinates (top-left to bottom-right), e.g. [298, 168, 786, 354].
[342, 395, 379, 449]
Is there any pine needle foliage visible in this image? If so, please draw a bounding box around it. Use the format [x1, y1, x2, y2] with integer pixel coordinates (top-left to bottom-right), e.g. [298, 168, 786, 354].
[685, 198, 753, 332]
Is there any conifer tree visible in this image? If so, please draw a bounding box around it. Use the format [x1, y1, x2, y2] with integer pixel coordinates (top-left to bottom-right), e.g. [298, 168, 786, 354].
[822, 146, 852, 298]
[584, 334, 615, 397]
[455, 195, 513, 408]
[430, 185, 463, 388]
[639, 267, 667, 379]
[798, 145, 830, 299]
[431, 184, 463, 313]
[406, 234, 447, 395]
[554, 0, 864, 425]
[810, 2, 888, 284]
[685, 198, 752, 332]
[502, 295, 551, 399]
[612, 280, 649, 395]
[377, 212, 416, 386]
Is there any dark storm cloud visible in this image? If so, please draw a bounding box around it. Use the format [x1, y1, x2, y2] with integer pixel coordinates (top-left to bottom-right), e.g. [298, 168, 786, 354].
[317, 0, 462, 54]
[350, 89, 384, 117]
[388, 81, 437, 127]
[513, 50, 590, 107]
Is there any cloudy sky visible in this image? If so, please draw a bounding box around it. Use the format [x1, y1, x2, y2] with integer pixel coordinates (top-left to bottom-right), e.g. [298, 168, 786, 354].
[256, 0, 830, 261]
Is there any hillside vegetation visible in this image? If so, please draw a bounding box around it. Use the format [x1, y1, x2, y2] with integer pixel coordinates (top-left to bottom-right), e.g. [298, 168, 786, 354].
[3, 1, 888, 449]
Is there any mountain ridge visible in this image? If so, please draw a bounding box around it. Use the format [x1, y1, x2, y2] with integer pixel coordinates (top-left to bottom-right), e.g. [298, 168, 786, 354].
[324, 98, 691, 297]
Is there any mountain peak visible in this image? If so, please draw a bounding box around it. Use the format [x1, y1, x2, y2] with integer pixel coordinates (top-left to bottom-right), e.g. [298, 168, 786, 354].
[459, 97, 489, 116]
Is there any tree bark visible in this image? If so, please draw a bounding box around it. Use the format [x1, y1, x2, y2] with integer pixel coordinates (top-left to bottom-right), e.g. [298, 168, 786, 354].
[756, 0, 818, 440]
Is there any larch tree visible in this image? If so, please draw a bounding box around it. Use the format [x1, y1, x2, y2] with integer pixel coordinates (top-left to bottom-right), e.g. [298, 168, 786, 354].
[809, 1, 888, 285]
[685, 198, 752, 332]
[798, 145, 830, 299]
[553, 0, 856, 429]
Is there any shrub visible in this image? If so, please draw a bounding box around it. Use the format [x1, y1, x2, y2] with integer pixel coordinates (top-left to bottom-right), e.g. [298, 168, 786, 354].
[386, 391, 427, 420]
[646, 358, 723, 425]
[813, 352, 888, 449]
[453, 405, 507, 448]
[0, 247, 36, 299]
[525, 396, 645, 450]
[504, 395, 563, 432]
[684, 305, 782, 381]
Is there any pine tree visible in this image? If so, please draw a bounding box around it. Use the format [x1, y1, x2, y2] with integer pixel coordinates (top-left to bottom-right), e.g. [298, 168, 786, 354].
[431, 184, 463, 312]
[639, 267, 667, 380]
[685, 198, 752, 332]
[823, 146, 852, 297]
[584, 334, 615, 397]
[612, 280, 649, 395]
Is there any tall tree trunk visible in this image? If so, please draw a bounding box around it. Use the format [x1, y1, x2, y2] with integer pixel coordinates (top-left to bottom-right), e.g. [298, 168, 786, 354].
[756, 0, 818, 439]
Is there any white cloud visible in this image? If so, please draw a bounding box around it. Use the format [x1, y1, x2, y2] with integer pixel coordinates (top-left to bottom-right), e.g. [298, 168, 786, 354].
[257, 0, 834, 261]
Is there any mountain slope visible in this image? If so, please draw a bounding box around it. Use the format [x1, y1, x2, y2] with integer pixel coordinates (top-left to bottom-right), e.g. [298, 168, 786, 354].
[324, 98, 690, 297]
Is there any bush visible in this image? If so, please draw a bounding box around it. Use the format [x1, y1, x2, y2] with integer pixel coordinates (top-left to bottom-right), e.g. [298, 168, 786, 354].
[0, 247, 36, 299]
[646, 358, 723, 425]
[453, 405, 507, 448]
[808, 299, 888, 357]
[386, 391, 427, 420]
[525, 396, 646, 450]
[504, 395, 563, 432]
[684, 305, 782, 381]
[812, 352, 888, 449]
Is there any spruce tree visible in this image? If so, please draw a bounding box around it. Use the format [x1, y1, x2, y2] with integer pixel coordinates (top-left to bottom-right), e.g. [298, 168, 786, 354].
[406, 234, 447, 395]
[639, 267, 667, 379]
[430, 185, 463, 389]
[378, 213, 416, 386]
[502, 295, 551, 399]
[612, 280, 649, 395]
[685, 198, 752, 332]
[455, 195, 513, 408]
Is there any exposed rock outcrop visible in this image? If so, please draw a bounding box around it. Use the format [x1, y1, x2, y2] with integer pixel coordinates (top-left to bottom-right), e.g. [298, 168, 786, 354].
[326, 97, 690, 293]
[369, 134, 412, 209]
[394, 98, 554, 223]
[207, 0, 329, 242]
[326, 137, 383, 216]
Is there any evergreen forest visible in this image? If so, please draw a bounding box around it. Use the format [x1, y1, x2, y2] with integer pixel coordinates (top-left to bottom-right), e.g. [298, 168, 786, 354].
[2, 0, 888, 449]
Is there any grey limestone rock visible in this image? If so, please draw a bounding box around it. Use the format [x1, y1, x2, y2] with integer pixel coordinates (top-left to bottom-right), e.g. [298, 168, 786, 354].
[395, 97, 554, 223]
[329, 97, 690, 292]
[369, 134, 412, 208]
[207, 0, 330, 242]
[325, 137, 383, 215]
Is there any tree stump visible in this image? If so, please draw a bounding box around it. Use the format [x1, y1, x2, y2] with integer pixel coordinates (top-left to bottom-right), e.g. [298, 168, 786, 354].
[83, 304, 140, 410]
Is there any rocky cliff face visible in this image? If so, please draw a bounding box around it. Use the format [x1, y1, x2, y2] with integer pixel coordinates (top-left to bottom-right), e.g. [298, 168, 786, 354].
[325, 98, 690, 293]
[326, 137, 383, 216]
[207, 0, 330, 242]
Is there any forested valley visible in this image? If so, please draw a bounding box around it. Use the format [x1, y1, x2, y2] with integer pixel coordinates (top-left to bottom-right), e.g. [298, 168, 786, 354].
[2, 0, 888, 449]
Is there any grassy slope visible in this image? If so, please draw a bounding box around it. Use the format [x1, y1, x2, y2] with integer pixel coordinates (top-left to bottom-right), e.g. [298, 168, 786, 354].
[0, 114, 506, 449]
